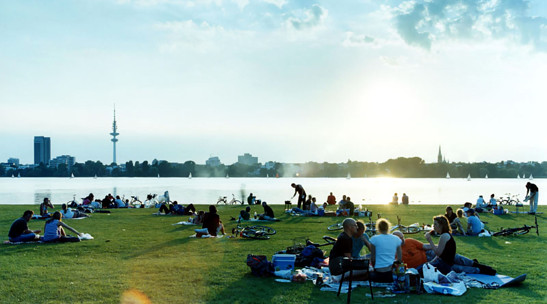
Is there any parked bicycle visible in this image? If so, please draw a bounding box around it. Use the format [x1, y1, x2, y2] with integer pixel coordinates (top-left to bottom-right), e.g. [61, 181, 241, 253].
[217, 194, 242, 205]
[493, 216, 539, 236]
[327, 215, 377, 237]
[232, 221, 276, 240]
[497, 193, 522, 206]
[390, 216, 422, 234]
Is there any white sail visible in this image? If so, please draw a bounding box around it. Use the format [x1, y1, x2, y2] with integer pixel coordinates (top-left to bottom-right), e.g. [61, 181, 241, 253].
[347, 173, 351, 179]
[467, 174, 471, 181]
[188, 172, 192, 179]
[485, 174, 488, 179]
[529, 174, 533, 180]
[94, 174, 97, 179]
[18, 173, 20, 178]
[446, 172, 450, 179]
[226, 174, 229, 178]
[11, 174, 14, 178]
[523, 174, 526, 179]
[266, 174, 269, 178]
[517, 174, 520, 179]
[70, 173, 74, 178]
[157, 174, 160, 178]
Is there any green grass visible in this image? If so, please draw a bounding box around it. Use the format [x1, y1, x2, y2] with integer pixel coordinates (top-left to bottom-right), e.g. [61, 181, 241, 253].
[1, 204, 545, 304]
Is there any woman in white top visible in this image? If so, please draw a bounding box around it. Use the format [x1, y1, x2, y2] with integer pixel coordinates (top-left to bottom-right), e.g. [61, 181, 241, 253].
[61, 204, 89, 219]
[369, 218, 402, 282]
[43, 212, 82, 242]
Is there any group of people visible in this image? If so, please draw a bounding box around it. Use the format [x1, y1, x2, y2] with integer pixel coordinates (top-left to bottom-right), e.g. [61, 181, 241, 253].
[8, 209, 83, 243]
[239, 201, 276, 221]
[391, 193, 409, 205]
[329, 213, 496, 283]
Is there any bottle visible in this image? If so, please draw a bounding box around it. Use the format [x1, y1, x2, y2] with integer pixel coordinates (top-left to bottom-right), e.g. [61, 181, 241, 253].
[254, 211, 257, 219]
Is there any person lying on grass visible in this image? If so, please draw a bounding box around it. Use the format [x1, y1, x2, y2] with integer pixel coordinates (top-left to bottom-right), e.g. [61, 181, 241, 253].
[416, 215, 456, 276]
[8, 210, 41, 242]
[369, 218, 402, 283]
[239, 207, 251, 221]
[61, 203, 89, 219]
[43, 211, 82, 243]
[195, 205, 225, 237]
[328, 218, 369, 282]
[392, 231, 496, 275]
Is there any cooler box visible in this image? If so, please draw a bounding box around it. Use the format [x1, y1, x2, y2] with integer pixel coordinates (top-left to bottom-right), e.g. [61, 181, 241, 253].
[272, 254, 296, 271]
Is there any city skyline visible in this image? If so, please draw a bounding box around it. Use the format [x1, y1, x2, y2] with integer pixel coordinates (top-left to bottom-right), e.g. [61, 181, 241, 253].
[1, 0, 546, 165]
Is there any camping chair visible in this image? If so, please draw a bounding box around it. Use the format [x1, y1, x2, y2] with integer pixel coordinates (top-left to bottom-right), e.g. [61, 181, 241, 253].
[337, 257, 373, 303]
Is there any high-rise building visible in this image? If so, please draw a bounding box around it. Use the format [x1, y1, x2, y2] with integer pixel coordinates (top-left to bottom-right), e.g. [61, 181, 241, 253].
[238, 153, 258, 166]
[110, 107, 119, 165]
[206, 156, 221, 167]
[34, 136, 51, 165]
[50, 155, 76, 170]
[7, 158, 19, 166]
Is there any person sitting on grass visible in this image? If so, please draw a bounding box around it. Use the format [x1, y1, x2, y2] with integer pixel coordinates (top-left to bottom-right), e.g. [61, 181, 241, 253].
[259, 201, 275, 220]
[444, 206, 457, 224]
[43, 211, 82, 243]
[247, 193, 256, 205]
[8, 210, 41, 242]
[465, 209, 483, 236]
[114, 196, 125, 208]
[352, 220, 372, 258]
[416, 215, 456, 276]
[192, 211, 205, 225]
[392, 231, 496, 275]
[61, 203, 89, 219]
[328, 218, 368, 282]
[451, 209, 467, 235]
[369, 218, 402, 282]
[239, 207, 251, 221]
[82, 193, 94, 206]
[195, 205, 225, 237]
[40, 197, 54, 218]
[475, 195, 489, 213]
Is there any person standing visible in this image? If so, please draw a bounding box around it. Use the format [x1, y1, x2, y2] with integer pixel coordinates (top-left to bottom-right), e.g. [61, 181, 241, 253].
[291, 183, 306, 209]
[525, 182, 539, 215]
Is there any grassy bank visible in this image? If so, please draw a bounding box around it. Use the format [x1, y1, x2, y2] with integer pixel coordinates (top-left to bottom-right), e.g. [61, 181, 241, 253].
[0, 204, 545, 304]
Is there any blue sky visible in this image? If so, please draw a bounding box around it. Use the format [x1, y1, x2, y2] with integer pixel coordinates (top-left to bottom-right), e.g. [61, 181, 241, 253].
[1, 0, 546, 165]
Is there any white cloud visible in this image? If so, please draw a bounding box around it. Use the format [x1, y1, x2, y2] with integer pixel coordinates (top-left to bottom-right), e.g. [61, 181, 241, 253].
[154, 20, 255, 52]
[343, 31, 376, 47]
[390, 0, 547, 51]
[262, 0, 287, 9]
[285, 4, 328, 31]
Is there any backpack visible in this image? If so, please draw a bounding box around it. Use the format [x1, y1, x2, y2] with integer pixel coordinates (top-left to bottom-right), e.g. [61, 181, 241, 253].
[246, 255, 274, 277]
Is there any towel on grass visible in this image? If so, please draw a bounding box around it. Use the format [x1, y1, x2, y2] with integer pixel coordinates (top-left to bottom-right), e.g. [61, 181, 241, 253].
[173, 221, 196, 226]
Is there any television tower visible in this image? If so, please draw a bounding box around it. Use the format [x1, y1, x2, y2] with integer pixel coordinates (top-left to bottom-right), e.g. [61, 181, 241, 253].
[110, 107, 119, 165]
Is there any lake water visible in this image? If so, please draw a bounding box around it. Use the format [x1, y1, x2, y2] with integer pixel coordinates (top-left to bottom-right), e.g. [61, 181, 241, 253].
[0, 177, 543, 207]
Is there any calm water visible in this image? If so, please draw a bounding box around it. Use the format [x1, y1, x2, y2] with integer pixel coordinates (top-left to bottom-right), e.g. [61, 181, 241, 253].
[0, 177, 543, 206]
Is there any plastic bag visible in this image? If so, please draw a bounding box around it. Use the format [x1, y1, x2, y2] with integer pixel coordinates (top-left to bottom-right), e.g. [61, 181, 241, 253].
[78, 233, 94, 240]
[423, 281, 467, 296]
[422, 263, 441, 283]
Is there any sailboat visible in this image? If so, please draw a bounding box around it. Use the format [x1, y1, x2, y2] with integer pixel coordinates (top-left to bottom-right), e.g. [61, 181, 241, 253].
[11, 174, 14, 178]
[529, 174, 533, 180]
[517, 174, 521, 179]
[347, 172, 351, 179]
[446, 172, 450, 179]
[188, 172, 192, 179]
[485, 174, 488, 179]
[157, 174, 160, 178]
[523, 174, 526, 179]
[467, 174, 471, 181]
[94, 174, 98, 179]
[226, 174, 229, 178]
[70, 173, 74, 178]
[266, 174, 269, 178]
[18, 173, 21, 178]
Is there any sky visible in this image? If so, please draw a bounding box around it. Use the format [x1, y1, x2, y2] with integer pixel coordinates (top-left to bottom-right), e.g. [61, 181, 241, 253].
[1, 0, 546, 165]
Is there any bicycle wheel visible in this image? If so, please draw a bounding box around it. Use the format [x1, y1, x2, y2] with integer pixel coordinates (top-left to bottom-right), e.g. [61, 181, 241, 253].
[216, 199, 225, 205]
[402, 226, 421, 234]
[322, 235, 337, 245]
[232, 199, 242, 205]
[493, 230, 511, 237]
[514, 228, 530, 236]
[327, 222, 343, 231]
[241, 229, 270, 240]
[248, 225, 276, 235]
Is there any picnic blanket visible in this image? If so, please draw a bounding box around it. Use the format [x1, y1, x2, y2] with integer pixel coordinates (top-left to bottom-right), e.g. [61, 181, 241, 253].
[189, 234, 224, 238]
[172, 221, 196, 226]
[466, 273, 526, 288]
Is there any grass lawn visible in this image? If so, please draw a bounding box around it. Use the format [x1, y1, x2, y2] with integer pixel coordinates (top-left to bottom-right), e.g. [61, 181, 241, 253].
[0, 204, 545, 304]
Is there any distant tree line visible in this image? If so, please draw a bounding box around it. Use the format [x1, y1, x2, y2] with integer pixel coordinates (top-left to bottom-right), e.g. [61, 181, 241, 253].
[3, 157, 547, 178]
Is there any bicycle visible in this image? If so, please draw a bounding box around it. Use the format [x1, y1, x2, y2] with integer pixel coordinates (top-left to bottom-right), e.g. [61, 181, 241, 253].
[390, 216, 422, 234]
[497, 193, 522, 206]
[232, 221, 276, 240]
[217, 194, 242, 205]
[327, 215, 377, 237]
[493, 216, 539, 236]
